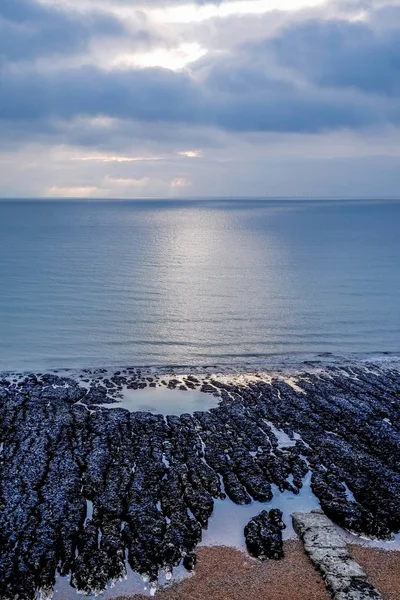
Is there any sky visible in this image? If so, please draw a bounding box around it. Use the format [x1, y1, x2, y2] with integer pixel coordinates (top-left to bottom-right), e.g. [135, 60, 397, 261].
[1, 0, 400, 198]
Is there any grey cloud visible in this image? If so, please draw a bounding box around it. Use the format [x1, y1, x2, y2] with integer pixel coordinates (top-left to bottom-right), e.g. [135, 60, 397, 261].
[79, 0, 225, 7]
[268, 15, 400, 96]
[0, 65, 201, 121]
[212, 88, 385, 133]
[0, 59, 394, 136]
[2, 0, 400, 197]
[0, 0, 132, 62]
[1, 1, 400, 144]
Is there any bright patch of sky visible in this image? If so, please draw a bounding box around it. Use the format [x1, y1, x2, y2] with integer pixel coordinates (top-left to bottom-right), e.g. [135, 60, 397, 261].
[114, 43, 207, 70]
[150, 0, 327, 23]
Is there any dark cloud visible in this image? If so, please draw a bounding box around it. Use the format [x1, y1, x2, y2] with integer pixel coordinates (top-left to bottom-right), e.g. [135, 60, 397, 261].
[0, 59, 393, 136]
[0, 65, 201, 121]
[0, 0, 125, 62]
[1, 1, 400, 143]
[269, 15, 400, 96]
[212, 88, 384, 133]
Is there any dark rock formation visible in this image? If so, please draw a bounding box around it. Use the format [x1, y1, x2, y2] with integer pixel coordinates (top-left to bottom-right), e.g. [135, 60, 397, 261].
[244, 508, 286, 560]
[0, 362, 399, 598]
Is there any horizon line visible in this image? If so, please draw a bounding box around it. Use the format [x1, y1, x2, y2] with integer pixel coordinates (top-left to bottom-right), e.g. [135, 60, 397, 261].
[1, 196, 400, 202]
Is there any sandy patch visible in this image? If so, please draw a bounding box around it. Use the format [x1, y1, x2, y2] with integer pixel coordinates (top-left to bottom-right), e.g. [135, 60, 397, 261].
[349, 545, 400, 600]
[111, 542, 400, 600]
[116, 541, 330, 600]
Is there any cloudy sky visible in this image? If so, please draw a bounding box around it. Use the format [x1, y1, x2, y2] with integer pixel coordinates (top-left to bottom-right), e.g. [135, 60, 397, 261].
[1, 0, 400, 198]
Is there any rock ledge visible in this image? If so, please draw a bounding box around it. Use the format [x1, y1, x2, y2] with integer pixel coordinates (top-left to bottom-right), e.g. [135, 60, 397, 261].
[293, 510, 382, 600]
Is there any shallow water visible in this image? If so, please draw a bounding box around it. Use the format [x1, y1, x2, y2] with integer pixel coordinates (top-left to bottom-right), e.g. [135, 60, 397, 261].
[52, 562, 191, 599]
[53, 466, 400, 600]
[200, 471, 320, 547]
[201, 472, 400, 552]
[97, 387, 219, 415]
[1, 198, 399, 372]
[47, 453, 400, 600]
[339, 528, 400, 551]
[52, 472, 320, 600]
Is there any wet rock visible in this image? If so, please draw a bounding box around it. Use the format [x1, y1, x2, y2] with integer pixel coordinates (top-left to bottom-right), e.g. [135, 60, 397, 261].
[0, 362, 399, 599]
[311, 468, 392, 539]
[183, 551, 197, 571]
[244, 509, 286, 560]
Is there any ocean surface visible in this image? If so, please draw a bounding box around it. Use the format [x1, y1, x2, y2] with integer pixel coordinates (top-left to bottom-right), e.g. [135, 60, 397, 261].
[0, 198, 399, 372]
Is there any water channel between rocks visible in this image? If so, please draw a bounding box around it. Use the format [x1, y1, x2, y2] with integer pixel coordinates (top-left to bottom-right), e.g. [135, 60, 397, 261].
[52, 475, 319, 600]
[53, 473, 400, 600]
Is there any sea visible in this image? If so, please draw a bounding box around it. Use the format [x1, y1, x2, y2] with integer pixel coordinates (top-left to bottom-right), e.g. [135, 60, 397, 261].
[0, 198, 399, 373]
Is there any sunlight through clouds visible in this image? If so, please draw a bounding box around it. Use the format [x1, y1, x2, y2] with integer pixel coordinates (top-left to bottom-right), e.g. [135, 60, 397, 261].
[73, 155, 165, 163]
[45, 186, 100, 197]
[178, 150, 203, 158]
[3, 0, 400, 197]
[115, 43, 207, 70]
[37, 0, 328, 18]
[171, 177, 192, 188]
[104, 175, 150, 187]
[151, 0, 328, 23]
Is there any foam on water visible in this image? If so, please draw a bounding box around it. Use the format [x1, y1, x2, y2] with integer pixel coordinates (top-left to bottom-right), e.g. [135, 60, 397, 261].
[96, 386, 219, 416]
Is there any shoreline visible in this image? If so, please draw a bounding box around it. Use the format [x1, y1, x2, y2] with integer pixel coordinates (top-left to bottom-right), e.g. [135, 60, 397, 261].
[2, 350, 400, 380]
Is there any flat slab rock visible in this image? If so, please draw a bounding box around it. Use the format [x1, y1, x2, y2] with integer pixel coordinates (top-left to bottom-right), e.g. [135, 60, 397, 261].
[292, 511, 382, 600]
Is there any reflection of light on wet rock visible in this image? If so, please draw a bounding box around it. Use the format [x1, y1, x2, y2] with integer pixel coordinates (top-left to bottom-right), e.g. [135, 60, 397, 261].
[95, 387, 219, 416]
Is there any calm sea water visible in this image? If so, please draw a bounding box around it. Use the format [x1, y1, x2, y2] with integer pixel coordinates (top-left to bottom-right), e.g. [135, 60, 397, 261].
[0, 199, 399, 372]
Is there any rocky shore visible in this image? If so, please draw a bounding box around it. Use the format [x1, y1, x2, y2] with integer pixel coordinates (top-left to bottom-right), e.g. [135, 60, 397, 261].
[0, 361, 399, 599]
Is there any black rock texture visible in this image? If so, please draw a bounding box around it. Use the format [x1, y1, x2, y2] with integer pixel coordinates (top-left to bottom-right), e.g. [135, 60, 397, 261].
[244, 508, 286, 559]
[0, 361, 399, 598]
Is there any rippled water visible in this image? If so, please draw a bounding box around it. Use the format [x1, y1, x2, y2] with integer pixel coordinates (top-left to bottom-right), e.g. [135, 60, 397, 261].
[0, 198, 399, 371]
